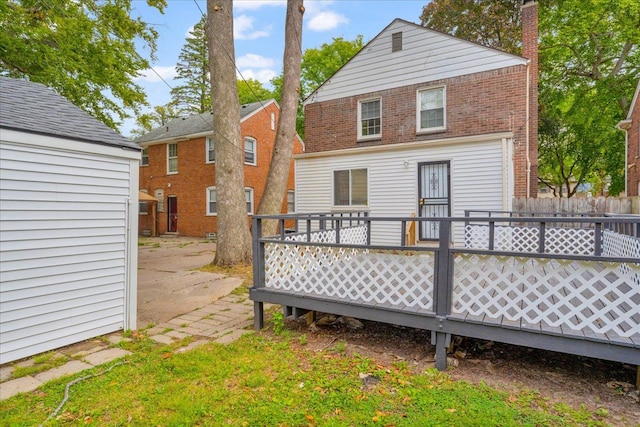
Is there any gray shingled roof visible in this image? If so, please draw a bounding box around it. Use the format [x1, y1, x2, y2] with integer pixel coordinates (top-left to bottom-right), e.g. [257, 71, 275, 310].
[134, 99, 273, 144]
[0, 77, 139, 150]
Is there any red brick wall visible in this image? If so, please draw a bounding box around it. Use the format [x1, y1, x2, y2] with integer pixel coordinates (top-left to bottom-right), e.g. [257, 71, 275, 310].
[138, 102, 303, 237]
[304, 66, 533, 197]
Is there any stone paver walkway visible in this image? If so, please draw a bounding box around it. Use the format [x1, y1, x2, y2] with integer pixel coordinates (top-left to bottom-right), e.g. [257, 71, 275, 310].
[0, 293, 259, 401]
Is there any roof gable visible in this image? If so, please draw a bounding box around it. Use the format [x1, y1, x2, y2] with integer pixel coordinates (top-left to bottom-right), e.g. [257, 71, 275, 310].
[0, 77, 138, 150]
[134, 99, 277, 145]
[305, 19, 527, 105]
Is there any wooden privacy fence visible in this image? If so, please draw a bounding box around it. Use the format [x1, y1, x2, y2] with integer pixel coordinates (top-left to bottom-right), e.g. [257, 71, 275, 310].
[250, 212, 640, 371]
[513, 196, 639, 214]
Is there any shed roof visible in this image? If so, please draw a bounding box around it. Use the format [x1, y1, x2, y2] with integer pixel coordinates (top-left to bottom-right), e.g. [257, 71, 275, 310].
[0, 76, 139, 150]
[134, 99, 275, 144]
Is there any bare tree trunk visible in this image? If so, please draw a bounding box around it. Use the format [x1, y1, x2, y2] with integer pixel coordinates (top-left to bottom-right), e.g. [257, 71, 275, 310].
[256, 0, 304, 236]
[207, 0, 252, 265]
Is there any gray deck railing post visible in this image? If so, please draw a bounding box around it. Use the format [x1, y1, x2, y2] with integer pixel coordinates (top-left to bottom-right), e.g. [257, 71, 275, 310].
[434, 219, 452, 371]
[365, 212, 371, 245]
[320, 214, 326, 230]
[488, 221, 495, 250]
[401, 221, 407, 246]
[252, 217, 265, 330]
[306, 219, 311, 242]
[594, 222, 602, 256]
[335, 218, 341, 244]
[279, 219, 285, 239]
[539, 222, 546, 253]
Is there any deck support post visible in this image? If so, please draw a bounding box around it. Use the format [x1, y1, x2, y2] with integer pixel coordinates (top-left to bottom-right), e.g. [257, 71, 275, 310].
[637, 366, 639, 389]
[253, 302, 264, 330]
[435, 332, 450, 371]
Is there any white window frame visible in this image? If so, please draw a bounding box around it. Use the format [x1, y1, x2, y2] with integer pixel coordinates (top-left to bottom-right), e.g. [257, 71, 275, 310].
[167, 143, 178, 174]
[287, 190, 295, 213]
[206, 187, 254, 215]
[141, 148, 149, 166]
[333, 168, 369, 207]
[244, 137, 257, 165]
[206, 137, 215, 164]
[206, 186, 217, 216]
[416, 86, 446, 133]
[245, 187, 254, 214]
[357, 98, 382, 141]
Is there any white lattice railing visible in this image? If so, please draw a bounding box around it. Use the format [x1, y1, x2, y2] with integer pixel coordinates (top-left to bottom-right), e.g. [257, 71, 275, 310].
[265, 243, 435, 311]
[283, 224, 368, 245]
[603, 229, 640, 285]
[465, 224, 596, 255]
[452, 253, 640, 338]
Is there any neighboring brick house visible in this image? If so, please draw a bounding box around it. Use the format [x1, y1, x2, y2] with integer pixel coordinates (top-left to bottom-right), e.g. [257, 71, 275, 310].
[136, 99, 304, 237]
[296, 2, 538, 245]
[617, 79, 640, 197]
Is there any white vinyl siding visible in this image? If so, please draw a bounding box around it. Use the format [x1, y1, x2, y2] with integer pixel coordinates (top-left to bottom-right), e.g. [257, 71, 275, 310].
[306, 20, 527, 105]
[0, 136, 137, 364]
[295, 136, 509, 246]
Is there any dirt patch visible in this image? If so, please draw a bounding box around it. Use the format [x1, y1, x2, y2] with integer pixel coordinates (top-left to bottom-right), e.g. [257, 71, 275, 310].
[280, 314, 640, 427]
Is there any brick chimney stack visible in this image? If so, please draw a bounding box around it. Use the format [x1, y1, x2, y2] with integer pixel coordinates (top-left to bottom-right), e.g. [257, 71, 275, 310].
[522, 0, 538, 197]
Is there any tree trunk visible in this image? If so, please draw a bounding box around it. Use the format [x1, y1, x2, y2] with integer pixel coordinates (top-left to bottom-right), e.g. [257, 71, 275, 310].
[207, 0, 252, 265]
[256, 0, 304, 236]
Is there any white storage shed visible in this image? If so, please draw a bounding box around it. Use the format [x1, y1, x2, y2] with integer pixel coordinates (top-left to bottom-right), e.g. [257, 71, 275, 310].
[0, 77, 140, 364]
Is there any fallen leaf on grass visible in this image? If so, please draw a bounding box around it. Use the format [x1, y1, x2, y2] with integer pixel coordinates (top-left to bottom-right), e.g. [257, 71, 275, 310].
[161, 352, 172, 359]
[445, 408, 456, 413]
[508, 395, 518, 403]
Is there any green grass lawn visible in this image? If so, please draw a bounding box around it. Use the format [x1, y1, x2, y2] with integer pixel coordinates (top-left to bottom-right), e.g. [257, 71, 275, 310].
[0, 332, 612, 426]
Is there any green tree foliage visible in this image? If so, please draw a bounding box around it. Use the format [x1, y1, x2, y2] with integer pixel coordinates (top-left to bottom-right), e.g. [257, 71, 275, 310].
[272, 35, 364, 138]
[538, 0, 639, 196]
[0, 0, 166, 130]
[420, 0, 640, 196]
[420, 0, 521, 55]
[238, 78, 273, 105]
[170, 15, 210, 114]
[130, 102, 181, 137]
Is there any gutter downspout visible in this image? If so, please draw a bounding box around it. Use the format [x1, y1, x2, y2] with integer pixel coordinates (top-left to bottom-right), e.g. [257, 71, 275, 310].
[525, 59, 532, 198]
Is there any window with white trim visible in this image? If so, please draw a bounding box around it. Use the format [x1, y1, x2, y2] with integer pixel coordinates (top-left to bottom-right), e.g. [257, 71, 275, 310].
[358, 98, 381, 140]
[206, 187, 217, 215]
[245, 188, 254, 214]
[141, 148, 149, 166]
[417, 86, 446, 132]
[244, 137, 256, 165]
[334, 168, 368, 206]
[206, 187, 254, 215]
[206, 137, 215, 163]
[167, 143, 178, 173]
[287, 190, 295, 213]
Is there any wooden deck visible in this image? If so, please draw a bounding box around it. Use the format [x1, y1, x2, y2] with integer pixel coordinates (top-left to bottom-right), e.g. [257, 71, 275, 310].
[251, 214, 640, 370]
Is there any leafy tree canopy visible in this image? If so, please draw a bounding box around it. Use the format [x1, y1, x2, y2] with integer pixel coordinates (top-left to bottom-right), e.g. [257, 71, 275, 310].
[170, 15, 210, 114]
[420, 0, 640, 196]
[238, 78, 274, 105]
[420, 0, 521, 55]
[0, 0, 166, 130]
[130, 102, 181, 137]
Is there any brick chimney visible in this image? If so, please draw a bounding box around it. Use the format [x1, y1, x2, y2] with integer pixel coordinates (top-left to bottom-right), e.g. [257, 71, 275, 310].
[522, 0, 538, 197]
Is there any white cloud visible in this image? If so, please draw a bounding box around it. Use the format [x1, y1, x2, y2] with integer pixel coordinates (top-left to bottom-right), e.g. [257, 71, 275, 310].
[234, 15, 271, 40]
[237, 53, 275, 69]
[135, 66, 177, 83]
[307, 10, 348, 32]
[238, 68, 278, 86]
[184, 25, 195, 38]
[234, 0, 285, 11]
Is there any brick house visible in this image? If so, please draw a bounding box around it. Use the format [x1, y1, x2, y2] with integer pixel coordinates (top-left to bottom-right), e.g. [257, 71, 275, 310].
[296, 2, 538, 245]
[617, 79, 640, 197]
[136, 99, 304, 237]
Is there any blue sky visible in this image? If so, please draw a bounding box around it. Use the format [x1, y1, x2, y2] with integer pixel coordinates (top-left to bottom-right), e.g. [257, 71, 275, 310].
[124, 0, 427, 135]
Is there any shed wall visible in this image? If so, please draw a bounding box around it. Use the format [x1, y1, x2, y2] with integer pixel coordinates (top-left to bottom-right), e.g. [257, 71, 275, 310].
[0, 136, 137, 364]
